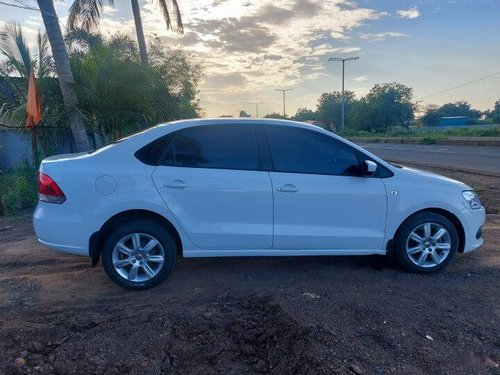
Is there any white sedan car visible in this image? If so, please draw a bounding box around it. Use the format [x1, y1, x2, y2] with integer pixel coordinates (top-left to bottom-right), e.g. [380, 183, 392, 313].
[34, 119, 485, 289]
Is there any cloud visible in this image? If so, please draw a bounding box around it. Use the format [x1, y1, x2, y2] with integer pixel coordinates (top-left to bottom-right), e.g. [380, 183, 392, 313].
[359, 32, 409, 42]
[309, 44, 361, 56]
[75, 0, 396, 115]
[397, 7, 421, 19]
[202, 72, 248, 89]
[352, 75, 368, 82]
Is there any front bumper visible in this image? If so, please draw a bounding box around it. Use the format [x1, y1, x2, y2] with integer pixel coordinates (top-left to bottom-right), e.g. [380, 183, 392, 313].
[461, 206, 486, 253]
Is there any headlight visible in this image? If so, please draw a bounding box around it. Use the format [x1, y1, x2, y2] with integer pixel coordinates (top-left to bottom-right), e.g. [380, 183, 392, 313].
[462, 190, 482, 209]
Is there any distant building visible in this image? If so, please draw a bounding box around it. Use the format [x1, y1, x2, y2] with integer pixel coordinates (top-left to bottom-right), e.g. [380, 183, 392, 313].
[439, 116, 469, 126]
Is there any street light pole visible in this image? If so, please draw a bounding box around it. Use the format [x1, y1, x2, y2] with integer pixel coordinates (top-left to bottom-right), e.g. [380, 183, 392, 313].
[328, 56, 359, 131]
[251, 102, 264, 117]
[275, 88, 293, 117]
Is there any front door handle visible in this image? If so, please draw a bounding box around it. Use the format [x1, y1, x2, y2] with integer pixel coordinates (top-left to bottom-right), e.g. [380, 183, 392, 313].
[164, 179, 186, 189]
[276, 184, 298, 193]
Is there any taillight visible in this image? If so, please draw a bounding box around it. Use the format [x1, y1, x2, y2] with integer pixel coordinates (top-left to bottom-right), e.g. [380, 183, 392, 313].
[38, 172, 66, 204]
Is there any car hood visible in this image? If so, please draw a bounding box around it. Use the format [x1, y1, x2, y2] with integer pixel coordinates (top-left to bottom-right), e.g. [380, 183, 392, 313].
[394, 165, 471, 191]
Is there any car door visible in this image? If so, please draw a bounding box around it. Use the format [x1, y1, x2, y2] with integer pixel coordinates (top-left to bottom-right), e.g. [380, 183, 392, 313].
[152, 124, 273, 250]
[262, 125, 388, 250]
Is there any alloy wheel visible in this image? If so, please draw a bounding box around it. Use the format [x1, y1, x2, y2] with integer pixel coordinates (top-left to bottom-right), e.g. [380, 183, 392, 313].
[112, 233, 165, 282]
[406, 222, 452, 268]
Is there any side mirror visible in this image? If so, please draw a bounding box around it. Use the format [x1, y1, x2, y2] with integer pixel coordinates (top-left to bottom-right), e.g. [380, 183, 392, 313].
[362, 160, 377, 176]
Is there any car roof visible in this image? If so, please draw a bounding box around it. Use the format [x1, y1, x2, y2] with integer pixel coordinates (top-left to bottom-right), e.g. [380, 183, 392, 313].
[158, 117, 324, 132]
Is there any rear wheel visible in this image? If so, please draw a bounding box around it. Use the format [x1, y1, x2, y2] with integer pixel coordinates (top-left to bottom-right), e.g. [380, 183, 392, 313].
[102, 219, 176, 290]
[394, 212, 458, 273]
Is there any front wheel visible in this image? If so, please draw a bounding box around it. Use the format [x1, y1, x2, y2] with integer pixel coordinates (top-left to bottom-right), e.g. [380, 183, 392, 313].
[102, 219, 176, 290]
[394, 212, 458, 273]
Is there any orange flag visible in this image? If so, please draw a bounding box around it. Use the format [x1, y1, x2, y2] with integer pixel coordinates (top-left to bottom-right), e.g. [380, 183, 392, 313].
[26, 66, 42, 128]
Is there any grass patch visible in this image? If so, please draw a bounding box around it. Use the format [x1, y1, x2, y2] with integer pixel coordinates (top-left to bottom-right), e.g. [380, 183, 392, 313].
[340, 125, 500, 138]
[0, 163, 38, 217]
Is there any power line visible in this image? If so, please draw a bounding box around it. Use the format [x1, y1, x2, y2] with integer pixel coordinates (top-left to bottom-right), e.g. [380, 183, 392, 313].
[0, 1, 40, 12]
[13, 0, 35, 7]
[0, 0, 68, 31]
[419, 70, 500, 100]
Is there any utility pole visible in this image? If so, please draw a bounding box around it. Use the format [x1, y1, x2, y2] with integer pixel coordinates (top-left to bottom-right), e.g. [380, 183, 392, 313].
[251, 102, 264, 117]
[275, 88, 293, 117]
[328, 56, 359, 131]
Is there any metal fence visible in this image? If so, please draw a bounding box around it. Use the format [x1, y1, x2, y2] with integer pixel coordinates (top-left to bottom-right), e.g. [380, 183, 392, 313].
[0, 125, 94, 225]
[0, 126, 76, 171]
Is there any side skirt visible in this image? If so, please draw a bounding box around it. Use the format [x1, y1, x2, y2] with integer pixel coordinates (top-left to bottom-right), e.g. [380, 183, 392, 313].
[182, 249, 387, 258]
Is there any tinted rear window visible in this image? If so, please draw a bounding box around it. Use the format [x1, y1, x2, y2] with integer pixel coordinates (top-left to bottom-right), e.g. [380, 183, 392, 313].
[161, 125, 259, 170]
[134, 133, 174, 166]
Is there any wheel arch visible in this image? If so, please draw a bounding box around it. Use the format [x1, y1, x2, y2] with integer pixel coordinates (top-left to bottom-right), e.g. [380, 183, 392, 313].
[89, 209, 183, 266]
[390, 207, 465, 254]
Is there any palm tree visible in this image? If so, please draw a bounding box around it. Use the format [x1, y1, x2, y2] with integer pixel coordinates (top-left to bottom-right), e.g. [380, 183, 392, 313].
[0, 23, 32, 78]
[0, 23, 52, 124]
[37, 0, 90, 152]
[68, 0, 183, 65]
[0, 23, 33, 126]
[1, 23, 69, 160]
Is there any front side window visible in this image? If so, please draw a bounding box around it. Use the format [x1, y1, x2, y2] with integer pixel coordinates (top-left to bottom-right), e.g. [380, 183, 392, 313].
[161, 125, 259, 170]
[264, 126, 360, 176]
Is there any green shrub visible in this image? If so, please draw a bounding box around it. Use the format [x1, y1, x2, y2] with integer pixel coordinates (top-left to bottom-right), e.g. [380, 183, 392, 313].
[418, 137, 437, 145]
[1, 163, 38, 216]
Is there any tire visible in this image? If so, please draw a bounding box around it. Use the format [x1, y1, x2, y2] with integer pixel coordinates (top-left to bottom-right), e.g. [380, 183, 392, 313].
[394, 212, 458, 273]
[102, 219, 176, 290]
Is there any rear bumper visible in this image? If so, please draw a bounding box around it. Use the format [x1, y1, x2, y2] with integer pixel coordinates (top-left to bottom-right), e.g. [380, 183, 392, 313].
[461, 207, 486, 253]
[33, 202, 103, 257]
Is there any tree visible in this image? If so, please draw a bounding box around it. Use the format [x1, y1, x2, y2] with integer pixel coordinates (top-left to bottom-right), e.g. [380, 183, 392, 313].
[364, 82, 414, 131]
[316, 91, 355, 130]
[0, 23, 34, 126]
[68, 0, 183, 65]
[420, 101, 483, 127]
[437, 101, 481, 118]
[292, 107, 316, 122]
[494, 100, 500, 115]
[67, 0, 114, 34]
[419, 104, 440, 127]
[0, 23, 32, 78]
[348, 98, 374, 131]
[487, 100, 500, 123]
[0, 23, 62, 129]
[264, 112, 288, 119]
[482, 100, 500, 124]
[37, 0, 90, 152]
[239, 110, 250, 117]
[69, 32, 202, 141]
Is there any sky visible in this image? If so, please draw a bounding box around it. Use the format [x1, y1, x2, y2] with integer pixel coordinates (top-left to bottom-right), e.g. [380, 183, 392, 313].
[1, 0, 499, 117]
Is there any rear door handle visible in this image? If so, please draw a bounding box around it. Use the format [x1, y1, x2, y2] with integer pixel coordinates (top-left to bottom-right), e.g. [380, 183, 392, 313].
[164, 179, 186, 189]
[276, 184, 298, 193]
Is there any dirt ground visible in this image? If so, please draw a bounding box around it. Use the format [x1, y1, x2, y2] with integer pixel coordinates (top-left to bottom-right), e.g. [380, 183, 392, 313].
[0, 164, 499, 374]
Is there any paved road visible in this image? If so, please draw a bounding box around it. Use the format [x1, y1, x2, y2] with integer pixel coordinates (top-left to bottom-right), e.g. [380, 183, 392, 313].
[359, 143, 500, 175]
